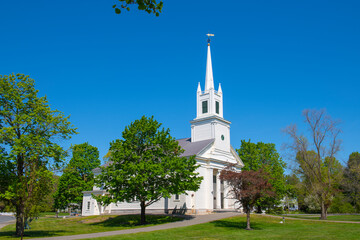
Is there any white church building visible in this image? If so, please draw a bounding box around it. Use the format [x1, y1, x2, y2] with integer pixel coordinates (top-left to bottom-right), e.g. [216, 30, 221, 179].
[82, 38, 244, 216]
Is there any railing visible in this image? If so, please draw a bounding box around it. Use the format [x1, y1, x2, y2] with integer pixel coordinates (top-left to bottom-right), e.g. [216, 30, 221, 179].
[200, 90, 219, 95]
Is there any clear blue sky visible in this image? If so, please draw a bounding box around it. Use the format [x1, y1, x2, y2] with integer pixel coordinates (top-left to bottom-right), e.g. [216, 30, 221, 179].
[1, 0, 359, 169]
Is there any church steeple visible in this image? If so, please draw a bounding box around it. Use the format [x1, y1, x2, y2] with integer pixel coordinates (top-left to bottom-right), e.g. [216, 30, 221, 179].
[191, 35, 231, 151]
[205, 43, 214, 91]
[195, 35, 223, 119]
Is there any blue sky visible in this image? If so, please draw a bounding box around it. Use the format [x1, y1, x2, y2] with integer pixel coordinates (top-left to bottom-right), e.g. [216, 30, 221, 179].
[1, 0, 359, 169]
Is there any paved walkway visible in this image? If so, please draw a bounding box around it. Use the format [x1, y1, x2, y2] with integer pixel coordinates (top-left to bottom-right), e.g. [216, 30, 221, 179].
[25, 212, 241, 240]
[0, 215, 15, 230]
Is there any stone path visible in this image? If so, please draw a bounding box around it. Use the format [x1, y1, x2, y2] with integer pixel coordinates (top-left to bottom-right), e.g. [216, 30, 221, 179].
[25, 212, 241, 240]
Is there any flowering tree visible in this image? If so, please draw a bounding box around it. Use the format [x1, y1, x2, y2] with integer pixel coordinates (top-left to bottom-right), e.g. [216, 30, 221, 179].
[220, 167, 275, 230]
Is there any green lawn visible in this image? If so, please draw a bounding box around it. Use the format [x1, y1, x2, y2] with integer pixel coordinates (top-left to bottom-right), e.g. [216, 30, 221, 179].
[285, 214, 360, 221]
[86, 215, 360, 240]
[2, 214, 360, 240]
[38, 212, 69, 217]
[0, 215, 181, 239]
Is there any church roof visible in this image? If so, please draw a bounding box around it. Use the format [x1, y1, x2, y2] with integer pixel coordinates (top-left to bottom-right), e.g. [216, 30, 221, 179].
[177, 138, 214, 157]
[95, 138, 214, 171]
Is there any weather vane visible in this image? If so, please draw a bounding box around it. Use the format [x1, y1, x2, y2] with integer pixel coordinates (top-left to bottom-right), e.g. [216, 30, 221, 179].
[206, 33, 215, 44]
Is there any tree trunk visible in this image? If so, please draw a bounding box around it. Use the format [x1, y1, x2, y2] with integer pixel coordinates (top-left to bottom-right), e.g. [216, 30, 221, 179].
[324, 205, 328, 219]
[140, 201, 146, 225]
[320, 200, 327, 220]
[15, 203, 24, 237]
[246, 208, 251, 230]
[256, 205, 262, 213]
[16, 155, 25, 237]
[68, 206, 71, 216]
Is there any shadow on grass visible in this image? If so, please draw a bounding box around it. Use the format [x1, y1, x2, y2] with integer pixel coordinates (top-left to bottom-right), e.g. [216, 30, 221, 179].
[89, 214, 183, 227]
[0, 230, 66, 239]
[210, 219, 263, 230]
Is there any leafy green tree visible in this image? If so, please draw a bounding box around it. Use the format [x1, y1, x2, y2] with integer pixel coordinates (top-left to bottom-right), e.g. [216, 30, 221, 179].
[283, 173, 301, 211]
[342, 152, 360, 212]
[284, 173, 316, 213]
[236, 140, 286, 211]
[284, 174, 300, 199]
[329, 193, 354, 213]
[54, 143, 100, 213]
[112, 0, 163, 16]
[39, 175, 59, 212]
[54, 167, 82, 213]
[291, 150, 344, 214]
[0, 147, 14, 205]
[95, 116, 202, 224]
[0, 73, 76, 236]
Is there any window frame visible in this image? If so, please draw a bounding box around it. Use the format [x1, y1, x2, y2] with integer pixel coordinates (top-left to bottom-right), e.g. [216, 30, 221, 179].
[174, 194, 180, 202]
[202, 101, 208, 114]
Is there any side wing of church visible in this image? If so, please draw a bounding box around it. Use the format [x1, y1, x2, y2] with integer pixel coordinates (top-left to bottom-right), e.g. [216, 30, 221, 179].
[82, 39, 244, 216]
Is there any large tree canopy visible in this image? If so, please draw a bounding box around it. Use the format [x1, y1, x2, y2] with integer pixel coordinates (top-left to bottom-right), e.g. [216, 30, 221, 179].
[236, 140, 286, 211]
[54, 142, 100, 212]
[295, 151, 343, 213]
[342, 152, 360, 212]
[95, 116, 202, 224]
[284, 109, 341, 220]
[112, 0, 163, 16]
[0, 73, 77, 236]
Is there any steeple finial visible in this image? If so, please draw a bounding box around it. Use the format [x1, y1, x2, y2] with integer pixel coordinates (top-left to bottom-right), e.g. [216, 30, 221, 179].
[206, 33, 214, 46]
[205, 33, 215, 91]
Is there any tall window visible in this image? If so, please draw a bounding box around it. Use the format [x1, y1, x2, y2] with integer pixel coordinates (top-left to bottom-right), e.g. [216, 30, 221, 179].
[202, 101, 208, 114]
[87, 201, 91, 210]
[175, 194, 180, 201]
[216, 101, 219, 114]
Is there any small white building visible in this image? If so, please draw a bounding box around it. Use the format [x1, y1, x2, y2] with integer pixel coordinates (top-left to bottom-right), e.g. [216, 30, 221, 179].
[82, 39, 244, 216]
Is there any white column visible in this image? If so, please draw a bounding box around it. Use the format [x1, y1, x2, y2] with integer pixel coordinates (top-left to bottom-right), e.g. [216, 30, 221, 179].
[216, 171, 221, 209]
[223, 181, 229, 209]
[208, 167, 214, 210]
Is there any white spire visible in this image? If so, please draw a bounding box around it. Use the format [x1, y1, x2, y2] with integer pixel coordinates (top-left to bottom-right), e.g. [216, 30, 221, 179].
[197, 82, 201, 93]
[205, 43, 214, 91]
[218, 83, 222, 94]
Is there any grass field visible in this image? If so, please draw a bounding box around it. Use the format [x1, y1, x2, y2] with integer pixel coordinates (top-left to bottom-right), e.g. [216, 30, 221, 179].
[86, 215, 360, 240]
[2, 214, 360, 240]
[0, 215, 181, 239]
[38, 212, 69, 217]
[285, 214, 360, 221]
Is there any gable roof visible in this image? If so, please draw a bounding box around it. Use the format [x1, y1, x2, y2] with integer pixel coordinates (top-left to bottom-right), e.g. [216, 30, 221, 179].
[177, 138, 214, 157]
[95, 138, 214, 171]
